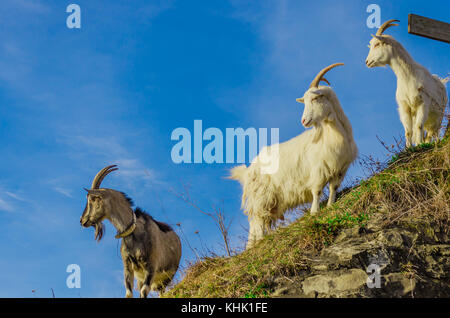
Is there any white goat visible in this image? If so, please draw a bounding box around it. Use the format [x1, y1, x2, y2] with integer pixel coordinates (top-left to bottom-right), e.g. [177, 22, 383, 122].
[229, 63, 358, 249]
[365, 19, 449, 147]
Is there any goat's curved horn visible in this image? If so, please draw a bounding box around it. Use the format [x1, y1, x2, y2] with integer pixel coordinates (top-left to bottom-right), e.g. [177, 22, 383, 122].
[91, 165, 118, 189]
[310, 63, 344, 88]
[320, 78, 330, 86]
[376, 19, 399, 36]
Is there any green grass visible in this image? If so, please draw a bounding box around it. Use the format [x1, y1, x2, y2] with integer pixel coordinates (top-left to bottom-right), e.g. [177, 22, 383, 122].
[313, 211, 370, 236]
[165, 132, 450, 298]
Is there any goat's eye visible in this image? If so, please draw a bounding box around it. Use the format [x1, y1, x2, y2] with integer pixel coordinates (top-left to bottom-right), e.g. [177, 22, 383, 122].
[374, 43, 380, 48]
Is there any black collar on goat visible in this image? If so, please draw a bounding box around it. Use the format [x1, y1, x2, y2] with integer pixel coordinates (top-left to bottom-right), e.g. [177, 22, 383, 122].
[115, 211, 136, 239]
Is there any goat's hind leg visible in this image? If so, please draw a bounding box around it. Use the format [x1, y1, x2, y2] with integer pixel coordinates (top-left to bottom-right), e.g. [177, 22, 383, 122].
[155, 277, 172, 298]
[413, 96, 430, 146]
[246, 216, 264, 249]
[327, 173, 344, 207]
[398, 103, 413, 148]
[413, 113, 426, 146]
[425, 125, 440, 145]
[137, 280, 143, 292]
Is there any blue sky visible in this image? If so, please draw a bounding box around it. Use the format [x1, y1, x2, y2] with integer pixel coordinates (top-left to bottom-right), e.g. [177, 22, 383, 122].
[0, 0, 448, 297]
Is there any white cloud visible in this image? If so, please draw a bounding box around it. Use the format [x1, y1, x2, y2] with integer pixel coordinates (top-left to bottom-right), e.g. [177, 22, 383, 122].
[53, 187, 74, 198]
[137, 0, 176, 19]
[0, 197, 13, 212]
[4, 191, 32, 203]
[115, 158, 155, 181]
[220, 1, 368, 127]
[0, 188, 33, 212]
[5, 0, 49, 13]
[56, 133, 160, 191]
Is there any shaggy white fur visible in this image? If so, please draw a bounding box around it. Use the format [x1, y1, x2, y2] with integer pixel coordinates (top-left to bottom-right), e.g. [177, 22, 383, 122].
[230, 64, 358, 249]
[366, 19, 449, 147]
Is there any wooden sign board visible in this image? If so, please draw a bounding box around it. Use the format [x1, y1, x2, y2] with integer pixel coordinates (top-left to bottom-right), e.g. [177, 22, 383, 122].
[408, 14, 450, 44]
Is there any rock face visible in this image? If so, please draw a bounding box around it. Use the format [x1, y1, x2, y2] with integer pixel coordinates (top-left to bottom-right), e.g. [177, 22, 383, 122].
[272, 214, 450, 298]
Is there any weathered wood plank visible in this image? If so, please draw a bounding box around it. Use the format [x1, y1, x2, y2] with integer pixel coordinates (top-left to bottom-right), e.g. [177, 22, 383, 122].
[408, 14, 450, 44]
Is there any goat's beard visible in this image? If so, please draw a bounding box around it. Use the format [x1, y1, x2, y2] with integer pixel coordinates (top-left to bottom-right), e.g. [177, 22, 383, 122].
[94, 222, 104, 242]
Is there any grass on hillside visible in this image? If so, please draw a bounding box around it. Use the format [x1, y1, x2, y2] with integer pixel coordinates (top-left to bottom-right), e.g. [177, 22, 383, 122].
[166, 132, 449, 298]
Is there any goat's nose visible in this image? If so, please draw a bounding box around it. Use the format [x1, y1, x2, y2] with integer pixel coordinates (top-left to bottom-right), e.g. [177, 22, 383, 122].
[365, 59, 369, 66]
[301, 118, 305, 124]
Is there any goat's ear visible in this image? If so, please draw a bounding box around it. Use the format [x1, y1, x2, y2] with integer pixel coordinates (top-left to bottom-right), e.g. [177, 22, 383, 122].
[370, 34, 385, 42]
[296, 97, 304, 103]
[85, 189, 103, 198]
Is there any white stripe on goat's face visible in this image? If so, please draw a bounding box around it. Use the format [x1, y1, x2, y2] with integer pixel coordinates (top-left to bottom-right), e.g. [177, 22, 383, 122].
[80, 191, 109, 228]
[300, 88, 333, 128]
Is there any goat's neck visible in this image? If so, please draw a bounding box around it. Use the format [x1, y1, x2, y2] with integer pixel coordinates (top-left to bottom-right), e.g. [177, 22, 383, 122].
[317, 117, 353, 150]
[108, 198, 135, 235]
[312, 121, 340, 145]
[327, 114, 349, 137]
[388, 49, 416, 82]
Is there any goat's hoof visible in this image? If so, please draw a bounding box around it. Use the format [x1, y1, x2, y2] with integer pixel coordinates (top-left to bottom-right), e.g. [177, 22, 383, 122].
[125, 291, 133, 298]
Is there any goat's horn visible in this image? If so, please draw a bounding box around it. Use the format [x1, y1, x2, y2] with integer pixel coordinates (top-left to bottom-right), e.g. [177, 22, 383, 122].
[310, 63, 344, 88]
[320, 78, 330, 86]
[376, 19, 399, 36]
[91, 165, 118, 189]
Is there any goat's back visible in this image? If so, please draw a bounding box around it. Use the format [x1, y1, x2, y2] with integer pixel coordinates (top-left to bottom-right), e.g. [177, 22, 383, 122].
[149, 219, 182, 271]
[133, 209, 182, 273]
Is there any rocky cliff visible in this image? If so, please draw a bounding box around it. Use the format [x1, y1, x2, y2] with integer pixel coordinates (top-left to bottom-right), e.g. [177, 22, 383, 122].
[167, 131, 449, 298]
[272, 212, 449, 297]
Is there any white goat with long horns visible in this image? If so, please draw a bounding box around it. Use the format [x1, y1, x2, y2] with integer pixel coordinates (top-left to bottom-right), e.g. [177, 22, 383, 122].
[229, 63, 358, 249]
[365, 19, 449, 147]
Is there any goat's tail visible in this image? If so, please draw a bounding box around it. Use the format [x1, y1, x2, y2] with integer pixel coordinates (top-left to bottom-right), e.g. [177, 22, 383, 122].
[443, 75, 449, 111]
[228, 164, 247, 184]
[438, 74, 449, 112]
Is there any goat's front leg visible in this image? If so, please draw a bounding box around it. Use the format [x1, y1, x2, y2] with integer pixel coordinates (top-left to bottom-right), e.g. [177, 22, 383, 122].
[123, 260, 134, 298]
[140, 266, 154, 298]
[398, 103, 413, 147]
